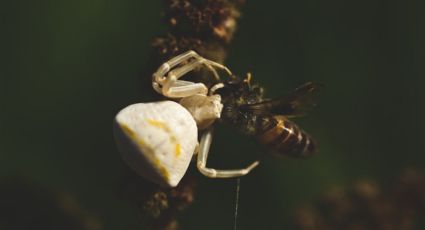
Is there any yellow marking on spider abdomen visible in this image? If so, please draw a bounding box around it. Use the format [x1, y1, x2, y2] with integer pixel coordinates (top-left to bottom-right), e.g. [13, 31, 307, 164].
[147, 119, 178, 142]
[120, 122, 171, 182]
[153, 158, 170, 181]
[120, 123, 136, 138]
[120, 123, 148, 147]
[175, 143, 181, 157]
[147, 119, 181, 158]
[147, 119, 171, 132]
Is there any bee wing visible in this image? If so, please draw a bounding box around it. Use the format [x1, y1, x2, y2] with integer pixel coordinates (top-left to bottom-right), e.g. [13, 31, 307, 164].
[241, 82, 322, 117]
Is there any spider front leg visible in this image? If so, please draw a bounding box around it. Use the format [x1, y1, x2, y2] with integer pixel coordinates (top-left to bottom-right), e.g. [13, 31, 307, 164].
[159, 59, 209, 98]
[197, 128, 260, 178]
[152, 50, 233, 98]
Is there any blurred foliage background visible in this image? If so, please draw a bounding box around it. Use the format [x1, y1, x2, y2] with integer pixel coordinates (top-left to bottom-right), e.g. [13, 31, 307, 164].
[1, 0, 425, 229]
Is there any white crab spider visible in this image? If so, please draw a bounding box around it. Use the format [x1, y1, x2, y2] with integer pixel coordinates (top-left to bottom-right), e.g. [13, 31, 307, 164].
[114, 51, 259, 187]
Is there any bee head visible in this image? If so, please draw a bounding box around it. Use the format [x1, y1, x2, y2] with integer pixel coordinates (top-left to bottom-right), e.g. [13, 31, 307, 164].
[216, 76, 264, 105]
[215, 75, 264, 124]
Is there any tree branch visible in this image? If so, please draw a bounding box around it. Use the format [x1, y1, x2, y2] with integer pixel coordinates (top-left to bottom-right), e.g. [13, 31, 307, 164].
[121, 1, 247, 229]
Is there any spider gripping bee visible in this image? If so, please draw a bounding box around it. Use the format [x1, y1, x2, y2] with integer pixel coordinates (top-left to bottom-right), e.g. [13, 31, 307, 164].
[215, 76, 320, 158]
[114, 50, 320, 187]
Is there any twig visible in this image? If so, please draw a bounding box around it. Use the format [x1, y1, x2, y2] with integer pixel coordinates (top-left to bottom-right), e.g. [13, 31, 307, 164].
[121, 1, 247, 229]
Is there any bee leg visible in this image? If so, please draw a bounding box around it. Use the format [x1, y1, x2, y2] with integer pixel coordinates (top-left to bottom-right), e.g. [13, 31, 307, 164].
[152, 50, 232, 98]
[197, 128, 260, 178]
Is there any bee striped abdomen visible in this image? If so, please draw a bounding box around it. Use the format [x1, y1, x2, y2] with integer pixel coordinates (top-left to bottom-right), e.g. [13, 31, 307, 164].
[258, 116, 316, 157]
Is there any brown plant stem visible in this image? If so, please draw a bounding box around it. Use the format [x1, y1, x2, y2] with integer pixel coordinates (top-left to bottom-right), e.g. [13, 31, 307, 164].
[122, 1, 247, 229]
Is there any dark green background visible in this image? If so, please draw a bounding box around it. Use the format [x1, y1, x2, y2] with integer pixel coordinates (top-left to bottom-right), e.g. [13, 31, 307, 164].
[1, 0, 424, 229]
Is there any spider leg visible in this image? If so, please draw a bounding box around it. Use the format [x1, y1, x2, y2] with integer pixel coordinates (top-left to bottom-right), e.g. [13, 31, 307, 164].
[152, 50, 233, 98]
[153, 50, 199, 83]
[158, 59, 208, 98]
[197, 128, 260, 178]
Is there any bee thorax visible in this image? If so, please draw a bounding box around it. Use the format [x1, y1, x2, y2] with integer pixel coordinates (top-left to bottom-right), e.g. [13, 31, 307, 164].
[180, 94, 223, 130]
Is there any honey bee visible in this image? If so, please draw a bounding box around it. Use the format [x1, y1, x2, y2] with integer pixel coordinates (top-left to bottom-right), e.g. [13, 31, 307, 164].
[215, 76, 320, 158]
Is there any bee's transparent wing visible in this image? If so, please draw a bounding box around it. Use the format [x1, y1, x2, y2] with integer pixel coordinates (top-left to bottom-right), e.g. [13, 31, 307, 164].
[240, 82, 322, 117]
